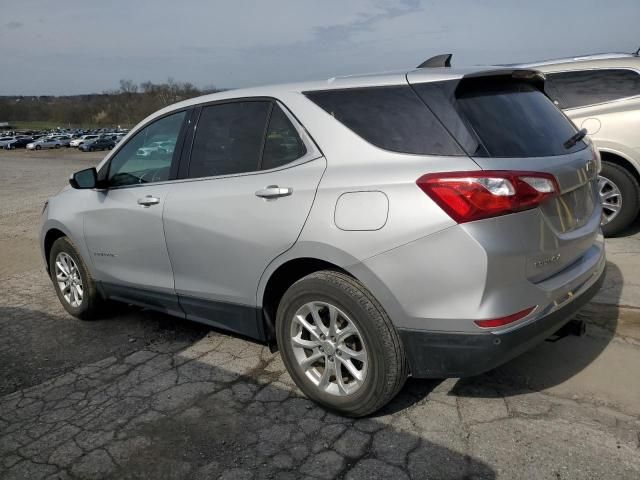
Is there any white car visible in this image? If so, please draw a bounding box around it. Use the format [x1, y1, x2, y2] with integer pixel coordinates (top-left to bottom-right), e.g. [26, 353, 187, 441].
[70, 135, 100, 148]
[26, 138, 64, 150]
[136, 140, 175, 157]
[0, 136, 18, 148]
[113, 133, 127, 144]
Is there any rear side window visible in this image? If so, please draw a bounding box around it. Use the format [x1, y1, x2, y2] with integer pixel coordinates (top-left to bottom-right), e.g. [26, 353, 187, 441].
[304, 86, 463, 156]
[545, 69, 640, 109]
[414, 79, 586, 158]
[261, 104, 307, 170]
[188, 101, 270, 178]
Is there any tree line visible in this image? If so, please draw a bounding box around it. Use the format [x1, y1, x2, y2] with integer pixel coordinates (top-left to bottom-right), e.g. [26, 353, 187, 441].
[0, 79, 222, 128]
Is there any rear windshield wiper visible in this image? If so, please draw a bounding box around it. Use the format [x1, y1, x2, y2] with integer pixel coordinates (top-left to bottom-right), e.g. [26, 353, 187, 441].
[563, 128, 587, 150]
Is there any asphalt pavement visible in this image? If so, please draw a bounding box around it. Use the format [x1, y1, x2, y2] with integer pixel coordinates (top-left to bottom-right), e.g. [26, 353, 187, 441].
[1, 149, 639, 479]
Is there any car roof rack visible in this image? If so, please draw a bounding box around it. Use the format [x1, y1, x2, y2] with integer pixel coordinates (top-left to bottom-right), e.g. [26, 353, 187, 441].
[417, 53, 452, 68]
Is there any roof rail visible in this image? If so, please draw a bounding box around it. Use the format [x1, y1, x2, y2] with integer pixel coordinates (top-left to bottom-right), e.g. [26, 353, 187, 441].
[417, 53, 452, 68]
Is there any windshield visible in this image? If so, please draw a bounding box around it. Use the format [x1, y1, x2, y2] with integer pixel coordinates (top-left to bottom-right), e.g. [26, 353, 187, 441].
[413, 77, 587, 158]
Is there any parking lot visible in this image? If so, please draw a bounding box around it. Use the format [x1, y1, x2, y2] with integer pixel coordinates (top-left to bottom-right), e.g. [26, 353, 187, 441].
[1, 149, 639, 479]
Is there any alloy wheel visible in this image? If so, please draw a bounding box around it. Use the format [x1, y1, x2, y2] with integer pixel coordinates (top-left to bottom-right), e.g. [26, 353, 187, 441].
[54, 252, 84, 307]
[290, 301, 368, 396]
[598, 175, 622, 225]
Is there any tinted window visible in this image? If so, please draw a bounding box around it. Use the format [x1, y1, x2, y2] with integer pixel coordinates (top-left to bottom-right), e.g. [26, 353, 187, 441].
[188, 101, 270, 178]
[108, 111, 185, 187]
[414, 79, 585, 158]
[261, 104, 307, 170]
[456, 79, 585, 157]
[546, 69, 640, 108]
[305, 86, 463, 156]
[413, 81, 486, 156]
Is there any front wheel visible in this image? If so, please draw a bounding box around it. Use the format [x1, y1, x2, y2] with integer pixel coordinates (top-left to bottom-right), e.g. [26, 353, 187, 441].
[276, 270, 408, 417]
[599, 162, 640, 236]
[49, 237, 107, 320]
[35, 145, 41, 150]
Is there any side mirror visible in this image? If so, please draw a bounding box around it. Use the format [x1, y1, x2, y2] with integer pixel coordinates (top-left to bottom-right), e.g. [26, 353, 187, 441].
[69, 167, 98, 189]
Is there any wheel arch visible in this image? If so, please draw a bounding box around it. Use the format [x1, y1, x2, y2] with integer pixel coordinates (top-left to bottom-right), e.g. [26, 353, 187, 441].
[43, 228, 68, 274]
[260, 256, 352, 347]
[257, 243, 407, 349]
[598, 148, 640, 184]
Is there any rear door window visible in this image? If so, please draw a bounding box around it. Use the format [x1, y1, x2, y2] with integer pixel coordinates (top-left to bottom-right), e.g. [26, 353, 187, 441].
[413, 78, 586, 158]
[188, 101, 271, 178]
[545, 69, 640, 109]
[261, 104, 307, 170]
[304, 86, 463, 156]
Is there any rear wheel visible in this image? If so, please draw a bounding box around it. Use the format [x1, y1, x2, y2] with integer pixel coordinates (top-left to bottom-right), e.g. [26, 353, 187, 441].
[276, 270, 408, 417]
[49, 237, 107, 320]
[599, 161, 640, 236]
[55, 144, 60, 149]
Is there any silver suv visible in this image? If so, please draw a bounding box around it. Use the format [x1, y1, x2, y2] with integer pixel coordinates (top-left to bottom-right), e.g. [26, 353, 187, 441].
[41, 64, 605, 416]
[523, 53, 640, 235]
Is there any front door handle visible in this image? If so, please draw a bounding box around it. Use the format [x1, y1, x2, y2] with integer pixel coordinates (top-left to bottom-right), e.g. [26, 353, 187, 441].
[137, 195, 160, 207]
[255, 185, 293, 199]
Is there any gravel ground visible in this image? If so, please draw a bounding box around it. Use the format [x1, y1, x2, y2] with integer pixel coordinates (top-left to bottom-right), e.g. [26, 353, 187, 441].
[1, 149, 639, 480]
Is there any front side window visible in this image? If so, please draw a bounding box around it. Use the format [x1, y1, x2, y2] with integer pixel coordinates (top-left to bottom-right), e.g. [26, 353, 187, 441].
[545, 69, 640, 109]
[107, 111, 186, 187]
[188, 101, 271, 178]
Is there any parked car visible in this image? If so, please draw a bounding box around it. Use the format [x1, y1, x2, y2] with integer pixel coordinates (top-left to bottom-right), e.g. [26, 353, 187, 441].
[27, 137, 64, 150]
[521, 52, 640, 236]
[0, 136, 18, 148]
[113, 133, 127, 144]
[41, 63, 605, 416]
[136, 140, 175, 158]
[70, 135, 100, 148]
[54, 135, 72, 147]
[80, 137, 115, 152]
[4, 137, 34, 149]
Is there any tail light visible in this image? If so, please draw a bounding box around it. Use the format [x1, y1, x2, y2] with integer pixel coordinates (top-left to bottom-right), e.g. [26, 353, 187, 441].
[416, 170, 559, 223]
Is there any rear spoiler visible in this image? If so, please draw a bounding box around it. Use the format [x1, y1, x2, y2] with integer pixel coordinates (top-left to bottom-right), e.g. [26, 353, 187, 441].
[460, 68, 546, 90]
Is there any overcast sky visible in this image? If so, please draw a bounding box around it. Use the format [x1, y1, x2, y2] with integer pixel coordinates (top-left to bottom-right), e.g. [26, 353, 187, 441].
[1, 0, 638, 95]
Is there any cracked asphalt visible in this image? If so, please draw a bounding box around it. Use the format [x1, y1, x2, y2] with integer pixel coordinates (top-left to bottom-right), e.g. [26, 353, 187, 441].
[1, 150, 640, 479]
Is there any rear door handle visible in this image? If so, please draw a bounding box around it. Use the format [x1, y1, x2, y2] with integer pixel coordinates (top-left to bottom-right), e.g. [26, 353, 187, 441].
[137, 195, 160, 207]
[255, 185, 293, 199]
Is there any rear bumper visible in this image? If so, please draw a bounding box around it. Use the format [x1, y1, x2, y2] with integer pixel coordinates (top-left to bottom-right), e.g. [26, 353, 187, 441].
[398, 265, 605, 378]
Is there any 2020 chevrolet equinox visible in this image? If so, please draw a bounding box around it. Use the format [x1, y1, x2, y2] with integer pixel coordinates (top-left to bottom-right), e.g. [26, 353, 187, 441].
[41, 63, 606, 416]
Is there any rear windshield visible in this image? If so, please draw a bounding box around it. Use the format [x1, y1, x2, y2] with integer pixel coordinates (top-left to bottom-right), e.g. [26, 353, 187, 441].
[414, 78, 586, 158]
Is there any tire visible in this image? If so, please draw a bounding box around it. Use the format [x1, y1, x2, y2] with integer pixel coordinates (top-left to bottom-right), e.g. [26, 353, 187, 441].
[55, 144, 60, 149]
[35, 145, 41, 150]
[49, 237, 107, 320]
[599, 161, 640, 237]
[276, 270, 408, 417]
